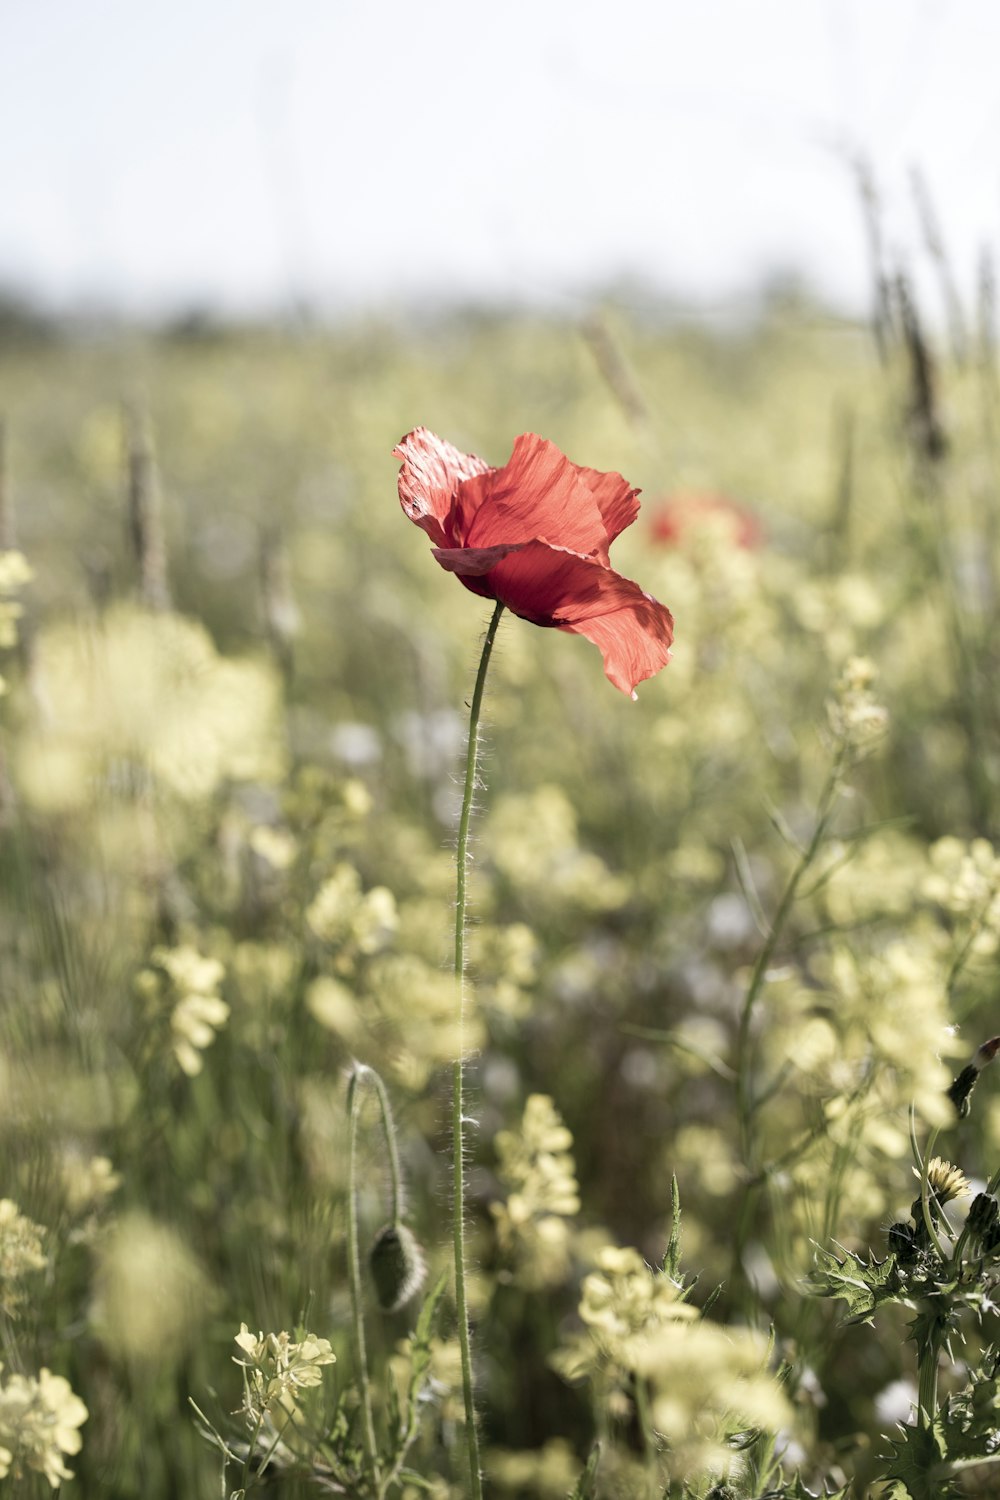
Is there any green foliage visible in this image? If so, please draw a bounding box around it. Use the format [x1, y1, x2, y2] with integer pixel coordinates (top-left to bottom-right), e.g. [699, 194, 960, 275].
[808, 1245, 903, 1326]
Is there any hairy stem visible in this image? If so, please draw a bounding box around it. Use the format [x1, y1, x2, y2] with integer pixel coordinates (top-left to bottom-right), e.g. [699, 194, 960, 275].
[347, 1066, 380, 1492]
[453, 600, 504, 1500]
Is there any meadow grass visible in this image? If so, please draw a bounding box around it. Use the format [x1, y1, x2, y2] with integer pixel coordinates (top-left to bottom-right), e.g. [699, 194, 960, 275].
[0, 291, 998, 1495]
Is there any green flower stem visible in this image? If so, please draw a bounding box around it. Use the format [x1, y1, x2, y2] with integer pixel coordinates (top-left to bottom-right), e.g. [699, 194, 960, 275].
[910, 1113, 948, 1262]
[917, 1324, 942, 1429]
[730, 749, 847, 1312]
[453, 599, 505, 1500]
[347, 1066, 381, 1493]
[735, 750, 846, 1158]
[351, 1062, 405, 1226]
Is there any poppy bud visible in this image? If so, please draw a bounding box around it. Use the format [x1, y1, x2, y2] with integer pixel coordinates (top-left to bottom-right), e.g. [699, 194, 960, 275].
[369, 1222, 426, 1313]
[948, 1064, 981, 1119]
[966, 1192, 1000, 1245]
[948, 1038, 1000, 1118]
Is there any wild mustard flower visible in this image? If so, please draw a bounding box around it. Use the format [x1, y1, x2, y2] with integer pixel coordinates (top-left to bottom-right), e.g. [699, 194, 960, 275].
[305, 974, 360, 1040]
[793, 575, 885, 661]
[0, 1365, 87, 1488]
[467, 921, 539, 1018]
[556, 1243, 793, 1482]
[826, 655, 889, 757]
[0, 550, 33, 598]
[638, 1318, 793, 1477]
[59, 1153, 121, 1216]
[0, 549, 30, 663]
[59, 1153, 121, 1243]
[580, 1247, 695, 1358]
[170, 992, 231, 1076]
[0, 548, 31, 696]
[486, 785, 629, 913]
[306, 863, 398, 956]
[924, 836, 1000, 959]
[492, 1095, 580, 1288]
[17, 605, 283, 809]
[366, 953, 482, 1088]
[0, 1200, 48, 1315]
[233, 1326, 336, 1428]
[139, 944, 229, 1076]
[554, 1246, 696, 1385]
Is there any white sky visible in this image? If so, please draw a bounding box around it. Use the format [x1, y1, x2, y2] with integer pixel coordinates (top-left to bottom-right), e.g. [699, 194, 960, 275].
[1, 0, 998, 317]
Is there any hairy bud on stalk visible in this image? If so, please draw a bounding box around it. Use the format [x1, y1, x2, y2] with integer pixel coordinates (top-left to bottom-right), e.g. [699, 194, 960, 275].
[369, 1222, 426, 1313]
[965, 1193, 1000, 1256]
[948, 1037, 1000, 1118]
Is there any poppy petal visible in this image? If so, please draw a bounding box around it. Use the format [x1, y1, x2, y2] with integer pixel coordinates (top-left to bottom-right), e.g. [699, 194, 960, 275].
[575, 463, 642, 553]
[431, 542, 528, 577]
[464, 434, 608, 559]
[395, 428, 673, 694]
[395, 427, 491, 548]
[560, 595, 674, 697]
[480, 540, 674, 695]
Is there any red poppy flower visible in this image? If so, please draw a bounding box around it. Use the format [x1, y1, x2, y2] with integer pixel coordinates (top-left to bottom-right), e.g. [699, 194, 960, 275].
[650, 491, 761, 549]
[394, 428, 674, 697]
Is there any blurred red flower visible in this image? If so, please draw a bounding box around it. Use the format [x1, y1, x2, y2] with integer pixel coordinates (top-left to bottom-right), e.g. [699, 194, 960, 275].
[395, 428, 674, 697]
[651, 491, 761, 549]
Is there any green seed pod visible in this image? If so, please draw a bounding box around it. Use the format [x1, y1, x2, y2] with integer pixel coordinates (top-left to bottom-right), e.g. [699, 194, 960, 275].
[369, 1222, 426, 1313]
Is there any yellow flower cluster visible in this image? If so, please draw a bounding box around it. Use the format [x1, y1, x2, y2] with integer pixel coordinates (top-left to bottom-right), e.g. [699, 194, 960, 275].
[555, 1246, 791, 1480]
[640, 1317, 792, 1477]
[492, 1095, 580, 1289]
[137, 944, 229, 1076]
[233, 1325, 336, 1429]
[17, 604, 284, 810]
[0, 550, 32, 694]
[306, 862, 398, 956]
[826, 655, 889, 757]
[924, 836, 1000, 954]
[0, 1199, 48, 1316]
[486, 786, 629, 913]
[0, 1364, 87, 1488]
[556, 1246, 695, 1381]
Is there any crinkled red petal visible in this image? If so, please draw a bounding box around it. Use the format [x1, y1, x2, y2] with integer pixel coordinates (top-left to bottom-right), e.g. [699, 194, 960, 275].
[443, 538, 673, 695]
[464, 434, 609, 559]
[394, 427, 490, 549]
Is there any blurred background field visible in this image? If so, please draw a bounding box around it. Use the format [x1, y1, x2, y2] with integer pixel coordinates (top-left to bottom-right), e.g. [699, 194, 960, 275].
[1, 281, 1000, 1494]
[6, 0, 1000, 1493]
